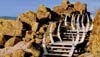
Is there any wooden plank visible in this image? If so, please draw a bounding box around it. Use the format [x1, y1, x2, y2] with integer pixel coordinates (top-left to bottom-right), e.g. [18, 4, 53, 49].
[47, 53, 71, 57]
[49, 41, 73, 45]
[50, 46, 72, 49]
[49, 49, 70, 53]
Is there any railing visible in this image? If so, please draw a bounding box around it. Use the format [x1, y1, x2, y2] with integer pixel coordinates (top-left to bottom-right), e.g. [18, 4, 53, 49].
[42, 13, 93, 56]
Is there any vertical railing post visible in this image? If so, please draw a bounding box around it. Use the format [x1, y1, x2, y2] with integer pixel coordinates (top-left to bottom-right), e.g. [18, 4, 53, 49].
[74, 14, 80, 45]
[79, 14, 86, 43]
[57, 22, 63, 42]
[71, 14, 75, 30]
[64, 15, 67, 26]
[77, 14, 80, 30]
[86, 14, 90, 32]
[42, 34, 48, 55]
[49, 22, 54, 44]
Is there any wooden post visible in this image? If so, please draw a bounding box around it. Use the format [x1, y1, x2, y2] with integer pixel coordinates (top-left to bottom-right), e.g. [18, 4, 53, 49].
[57, 22, 62, 42]
[49, 23, 54, 43]
[42, 34, 48, 55]
[71, 14, 75, 30]
[64, 15, 67, 26]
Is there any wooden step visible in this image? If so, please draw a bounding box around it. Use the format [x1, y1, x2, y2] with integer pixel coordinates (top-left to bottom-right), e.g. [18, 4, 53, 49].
[48, 49, 70, 53]
[63, 33, 83, 35]
[47, 53, 71, 57]
[50, 46, 72, 49]
[49, 41, 74, 46]
[66, 30, 85, 32]
[63, 36, 82, 38]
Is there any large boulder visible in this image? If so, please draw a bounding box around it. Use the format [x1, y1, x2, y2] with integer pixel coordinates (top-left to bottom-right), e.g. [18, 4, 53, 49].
[53, 0, 75, 17]
[88, 10, 100, 57]
[36, 5, 51, 20]
[13, 49, 25, 57]
[4, 37, 21, 48]
[74, 2, 87, 14]
[18, 11, 39, 32]
[61, 0, 70, 9]
[0, 19, 23, 36]
[18, 10, 37, 23]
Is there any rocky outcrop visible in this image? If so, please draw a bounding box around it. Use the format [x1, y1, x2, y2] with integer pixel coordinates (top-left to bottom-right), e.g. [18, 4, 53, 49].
[88, 10, 100, 57]
[36, 5, 51, 20]
[0, 19, 23, 36]
[74, 2, 87, 14]
[18, 11, 39, 33]
[4, 37, 21, 48]
[0, 39, 40, 57]
[79, 9, 100, 57]
[53, 0, 87, 17]
[0, 0, 93, 57]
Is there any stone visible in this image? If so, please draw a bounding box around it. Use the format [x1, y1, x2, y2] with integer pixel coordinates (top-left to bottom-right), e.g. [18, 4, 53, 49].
[0, 33, 4, 46]
[39, 25, 47, 33]
[88, 10, 100, 57]
[31, 22, 39, 32]
[0, 0, 92, 57]
[74, 2, 87, 14]
[18, 11, 39, 32]
[18, 10, 37, 22]
[0, 19, 23, 36]
[36, 5, 51, 20]
[30, 48, 40, 57]
[5, 54, 11, 57]
[4, 37, 21, 47]
[23, 31, 34, 42]
[53, 6, 65, 15]
[61, 0, 70, 9]
[0, 39, 35, 56]
[78, 53, 94, 57]
[35, 38, 42, 44]
[53, 0, 75, 17]
[13, 50, 25, 57]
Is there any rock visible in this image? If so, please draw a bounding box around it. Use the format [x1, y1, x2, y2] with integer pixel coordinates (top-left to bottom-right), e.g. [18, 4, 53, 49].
[53, 6, 65, 15]
[33, 32, 43, 44]
[4, 37, 21, 47]
[38, 25, 47, 33]
[36, 5, 51, 20]
[31, 22, 39, 32]
[30, 48, 40, 57]
[0, 19, 23, 36]
[0, 0, 92, 57]
[61, 0, 70, 9]
[53, 0, 75, 17]
[18, 11, 39, 32]
[13, 50, 25, 57]
[89, 10, 100, 57]
[78, 53, 94, 57]
[35, 32, 43, 39]
[5, 54, 11, 57]
[18, 10, 37, 22]
[35, 38, 42, 44]
[0, 39, 35, 56]
[23, 31, 35, 42]
[0, 33, 4, 46]
[74, 2, 87, 14]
